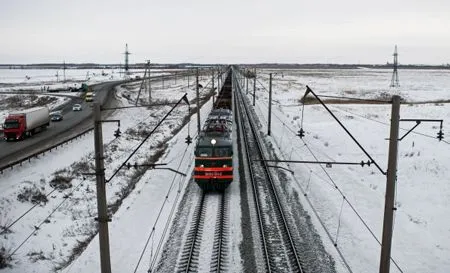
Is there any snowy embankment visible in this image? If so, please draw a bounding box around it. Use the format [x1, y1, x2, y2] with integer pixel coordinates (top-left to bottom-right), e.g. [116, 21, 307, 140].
[248, 68, 450, 273]
[0, 72, 216, 272]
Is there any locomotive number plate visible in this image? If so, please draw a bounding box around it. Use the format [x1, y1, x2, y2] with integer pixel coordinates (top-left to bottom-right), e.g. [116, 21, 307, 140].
[205, 172, 222, 176]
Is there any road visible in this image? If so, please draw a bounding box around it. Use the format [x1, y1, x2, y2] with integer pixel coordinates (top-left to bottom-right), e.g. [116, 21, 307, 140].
[0, 80, 125, 168]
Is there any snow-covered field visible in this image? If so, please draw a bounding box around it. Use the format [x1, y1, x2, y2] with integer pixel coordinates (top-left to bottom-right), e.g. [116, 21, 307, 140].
[245, 68, 450, 273]
[0, 67, 449, 273]
[0, 70, 218, 272]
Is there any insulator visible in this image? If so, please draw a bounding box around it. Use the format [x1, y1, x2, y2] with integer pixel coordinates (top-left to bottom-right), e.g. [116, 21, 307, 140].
[437, 130, 444, 141]
[114, 128, 121, 138]
[297, 128, 305, 138]
[185, 135, 192, 144]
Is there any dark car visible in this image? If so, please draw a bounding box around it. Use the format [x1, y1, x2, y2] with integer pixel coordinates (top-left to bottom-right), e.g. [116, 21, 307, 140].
[50, 112, 63, 122]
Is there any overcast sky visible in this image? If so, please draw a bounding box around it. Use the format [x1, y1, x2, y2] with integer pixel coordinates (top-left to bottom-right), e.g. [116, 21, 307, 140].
[1, 0, 449, 64]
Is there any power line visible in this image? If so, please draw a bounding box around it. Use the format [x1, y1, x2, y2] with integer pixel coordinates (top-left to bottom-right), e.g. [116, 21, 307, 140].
[106, 93, 189, 183]
[7, 179, 86, 259]
[248, 86, 405, 272]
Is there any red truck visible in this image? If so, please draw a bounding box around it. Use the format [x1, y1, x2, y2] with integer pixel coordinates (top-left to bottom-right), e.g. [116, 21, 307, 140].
[3, 107, 50, 141]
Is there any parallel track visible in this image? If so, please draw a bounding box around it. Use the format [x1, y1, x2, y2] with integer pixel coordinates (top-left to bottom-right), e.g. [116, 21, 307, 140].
[234, 71, 305, 273]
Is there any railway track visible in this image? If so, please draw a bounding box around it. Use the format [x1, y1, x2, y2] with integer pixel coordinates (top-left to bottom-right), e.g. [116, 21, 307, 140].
[234, 71, 305, 273]
[177, 190, 230, 273]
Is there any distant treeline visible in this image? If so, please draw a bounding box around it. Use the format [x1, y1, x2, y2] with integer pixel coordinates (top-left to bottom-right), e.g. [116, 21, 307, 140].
[0, 63, 449, 70]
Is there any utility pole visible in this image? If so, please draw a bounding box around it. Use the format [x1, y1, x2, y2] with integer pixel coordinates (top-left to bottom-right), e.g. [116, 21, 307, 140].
[253, 68, 256, 106]
[93, 103, 112, 273]
[268, 73, 273, 136]
[196, 68, 201, 134]
[212, 70, 215, 93]
[379, 95, 400, 273]
[246, 72, 249, 94]
[147, 60, 151, 102]
[217, 69, 220, 90]
[187, 71, 190, 88]
[63, 60, 66, 83]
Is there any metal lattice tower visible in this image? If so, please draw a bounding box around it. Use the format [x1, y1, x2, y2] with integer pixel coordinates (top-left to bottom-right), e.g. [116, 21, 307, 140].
[390, 45, 399, 87]
[123, 44, 131, 76]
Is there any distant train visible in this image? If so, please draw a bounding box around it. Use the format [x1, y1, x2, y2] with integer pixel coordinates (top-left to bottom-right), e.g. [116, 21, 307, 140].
[194, 71, 233, 191]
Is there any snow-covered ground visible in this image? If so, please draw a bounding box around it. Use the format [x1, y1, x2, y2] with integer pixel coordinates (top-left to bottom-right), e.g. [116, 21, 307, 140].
[0, 68, 174, 93]
[0, 71, 218, 272]
[0, 67, 449, 273]
[243, 68, 450, 273]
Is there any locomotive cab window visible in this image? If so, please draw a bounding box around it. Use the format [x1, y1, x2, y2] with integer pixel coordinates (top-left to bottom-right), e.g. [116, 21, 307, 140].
[196, 147, 212, 157]
[214, 147, 232, 157]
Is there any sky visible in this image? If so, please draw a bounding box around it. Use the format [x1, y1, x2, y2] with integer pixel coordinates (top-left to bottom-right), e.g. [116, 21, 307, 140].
[1, 0, 450, 65]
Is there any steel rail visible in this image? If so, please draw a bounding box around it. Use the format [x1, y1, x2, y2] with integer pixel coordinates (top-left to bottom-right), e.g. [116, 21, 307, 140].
[236, 73, 304, 272]
[234, 72, 272, 272]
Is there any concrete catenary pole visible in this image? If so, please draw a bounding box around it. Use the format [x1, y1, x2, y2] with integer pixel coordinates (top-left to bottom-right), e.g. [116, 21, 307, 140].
[196, 68, 201, 134]
[246, 71, 249, 94]
[268, 73, 273, 136]
[253, 68, 256, 106]
[212, 69, 215, 93]
[93, 103, 112, 273]
[379, 95, 401, 273]
[148, 60, 151, 102]
[217, 68, 220, 89]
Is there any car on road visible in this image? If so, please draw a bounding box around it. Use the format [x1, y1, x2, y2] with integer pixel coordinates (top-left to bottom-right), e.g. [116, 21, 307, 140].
[50, 111, 63, 122]
[72, 104, 82, 111]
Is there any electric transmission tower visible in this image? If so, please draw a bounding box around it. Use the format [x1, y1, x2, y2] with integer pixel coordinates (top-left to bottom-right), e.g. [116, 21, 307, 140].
[123, 44, 131, 77]
[390, 45, 399, 87]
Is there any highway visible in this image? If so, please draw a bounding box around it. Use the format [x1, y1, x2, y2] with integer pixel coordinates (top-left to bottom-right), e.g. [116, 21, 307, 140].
[0, 80, 125, 168]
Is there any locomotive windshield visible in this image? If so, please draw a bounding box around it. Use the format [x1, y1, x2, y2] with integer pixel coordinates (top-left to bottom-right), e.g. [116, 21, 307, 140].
[196, 146, 232, 157]
[196, 147, 212, 157]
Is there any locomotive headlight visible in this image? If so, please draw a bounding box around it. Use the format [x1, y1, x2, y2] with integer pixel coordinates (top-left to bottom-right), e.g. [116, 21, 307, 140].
[211, 139, 217, 145]
[223, 164, 227, 167]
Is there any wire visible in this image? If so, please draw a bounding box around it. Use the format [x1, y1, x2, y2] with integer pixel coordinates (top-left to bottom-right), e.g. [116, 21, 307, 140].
[7, 178, 86, 259]
[329, 105, 450, 145]
[334, 197, 345, 246]
[248, 89, 405, 272]
[106, 94, 189, 183]
[317, 94, 391, 104]
[133, 142, 192, 272]
[0, 187, 57, 234]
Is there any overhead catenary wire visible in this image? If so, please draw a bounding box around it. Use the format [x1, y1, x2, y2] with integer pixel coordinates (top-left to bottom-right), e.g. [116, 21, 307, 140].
[132, 144, 192, 273]
[329, 105, 450, 145]
[106, 93, 189, 183]
[133, 113, 203, 272]
[245, 82, 405, 272]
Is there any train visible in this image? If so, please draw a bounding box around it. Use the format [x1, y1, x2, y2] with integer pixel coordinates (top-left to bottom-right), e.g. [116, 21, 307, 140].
[194, 70, 233, 191]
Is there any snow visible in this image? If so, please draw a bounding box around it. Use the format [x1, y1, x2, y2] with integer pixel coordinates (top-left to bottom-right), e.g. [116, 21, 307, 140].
[244, 68, 450, 273]
[0, 67, 449, 273]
